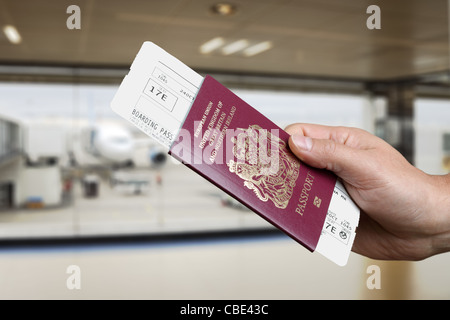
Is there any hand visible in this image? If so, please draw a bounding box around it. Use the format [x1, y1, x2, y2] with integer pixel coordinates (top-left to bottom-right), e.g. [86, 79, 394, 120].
[285, 123, 450, 261]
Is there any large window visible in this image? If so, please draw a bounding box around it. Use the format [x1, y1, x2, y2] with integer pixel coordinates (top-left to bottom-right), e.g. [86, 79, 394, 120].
[415, 98, 450, 175]
[0, 79, 448, 240]
[0, 80, 377, 240]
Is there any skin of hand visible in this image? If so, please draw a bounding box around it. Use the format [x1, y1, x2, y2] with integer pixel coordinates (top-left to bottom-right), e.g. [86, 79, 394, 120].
[285, 123, 450, 261]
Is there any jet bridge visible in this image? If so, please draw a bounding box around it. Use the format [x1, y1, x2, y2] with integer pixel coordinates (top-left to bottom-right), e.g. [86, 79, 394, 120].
[0, 112, 64, 209]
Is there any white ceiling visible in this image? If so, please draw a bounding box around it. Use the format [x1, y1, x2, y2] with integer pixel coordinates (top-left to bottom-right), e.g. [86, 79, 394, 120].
[0, 0, 448, 81]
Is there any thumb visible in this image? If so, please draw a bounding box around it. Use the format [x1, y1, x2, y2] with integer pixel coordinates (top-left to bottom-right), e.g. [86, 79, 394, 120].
[288, 133, 361, 178]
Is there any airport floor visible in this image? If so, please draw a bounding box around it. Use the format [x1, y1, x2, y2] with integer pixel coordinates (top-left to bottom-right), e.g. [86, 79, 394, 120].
[1, 234, 450, 300]
[0, 164, 449, 299]
[0, 163, 271, 239]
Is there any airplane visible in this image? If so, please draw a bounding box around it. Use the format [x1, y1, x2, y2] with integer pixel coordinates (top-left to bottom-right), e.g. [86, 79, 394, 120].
[71, 120, 168, 170]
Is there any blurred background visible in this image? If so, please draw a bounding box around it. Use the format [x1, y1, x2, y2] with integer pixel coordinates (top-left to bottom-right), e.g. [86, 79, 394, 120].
[0, 0, 449, 299]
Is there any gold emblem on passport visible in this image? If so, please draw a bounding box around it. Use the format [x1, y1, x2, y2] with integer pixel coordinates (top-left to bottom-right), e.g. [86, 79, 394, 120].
[313, 196, 322, 208]
[227, 125, 300, 209]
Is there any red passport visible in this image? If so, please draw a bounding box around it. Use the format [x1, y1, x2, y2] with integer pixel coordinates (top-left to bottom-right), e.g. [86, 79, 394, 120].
[169, 75, 336, 251]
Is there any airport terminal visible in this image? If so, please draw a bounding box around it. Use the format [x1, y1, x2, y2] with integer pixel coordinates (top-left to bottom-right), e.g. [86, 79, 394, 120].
[0, 0, 449, 300]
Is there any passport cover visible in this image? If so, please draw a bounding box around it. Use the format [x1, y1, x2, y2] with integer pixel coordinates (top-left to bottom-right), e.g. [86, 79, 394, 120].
[169, 75, 337, 251]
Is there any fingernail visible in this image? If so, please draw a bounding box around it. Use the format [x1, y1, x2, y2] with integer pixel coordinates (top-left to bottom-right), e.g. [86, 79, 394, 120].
[292, 134, 312, 151]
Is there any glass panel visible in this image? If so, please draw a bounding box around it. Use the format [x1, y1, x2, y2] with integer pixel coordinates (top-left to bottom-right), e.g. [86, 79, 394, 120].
[415, 98, 450, 175]
[0, 81, 373, 239]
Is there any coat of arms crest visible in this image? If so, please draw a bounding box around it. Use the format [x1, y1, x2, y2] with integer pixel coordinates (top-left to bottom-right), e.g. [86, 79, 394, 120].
[227, 125, 300, 209]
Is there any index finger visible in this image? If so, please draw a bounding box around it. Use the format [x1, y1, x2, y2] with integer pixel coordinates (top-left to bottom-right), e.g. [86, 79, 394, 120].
[285, 123, 349, 143]
[284, 123, 376, 149]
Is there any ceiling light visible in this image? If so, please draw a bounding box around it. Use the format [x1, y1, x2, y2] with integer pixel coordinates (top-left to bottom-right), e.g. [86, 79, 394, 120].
[200, 37, 225, 54]
[243, 41, 273, 57]
[2, 25, 22, 44]
[210, 3, 237, 16]
[222, 39, 249, 55]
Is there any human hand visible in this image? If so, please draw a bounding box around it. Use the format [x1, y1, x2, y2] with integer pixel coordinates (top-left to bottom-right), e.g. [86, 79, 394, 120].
[285, 123, 450, 261]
